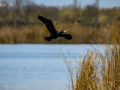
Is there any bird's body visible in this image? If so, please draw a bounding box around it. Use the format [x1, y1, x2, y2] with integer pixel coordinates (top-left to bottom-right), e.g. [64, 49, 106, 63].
[37, 15, 72, 41]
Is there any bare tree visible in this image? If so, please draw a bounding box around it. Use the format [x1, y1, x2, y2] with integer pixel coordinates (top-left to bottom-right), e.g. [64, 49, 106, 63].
[93, 0, 100, 28]
[0, 0, 10, 26]
[82, 5, 98, 26]
[82, 0, 100, 27]
[73, 0, 77, 21]
[72, 0, 81, 21]
[23, 0, 33, 25]
[12, 0, 23, 26]
[94, 0, 100, 9]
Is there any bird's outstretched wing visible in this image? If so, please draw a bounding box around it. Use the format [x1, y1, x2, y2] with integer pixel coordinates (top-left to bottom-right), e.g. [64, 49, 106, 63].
[37, 15, 56, 34]
[60, 34, 72, 40]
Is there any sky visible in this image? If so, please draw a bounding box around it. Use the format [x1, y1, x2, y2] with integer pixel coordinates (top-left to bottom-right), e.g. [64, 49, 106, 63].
[32, 0, 120, 8]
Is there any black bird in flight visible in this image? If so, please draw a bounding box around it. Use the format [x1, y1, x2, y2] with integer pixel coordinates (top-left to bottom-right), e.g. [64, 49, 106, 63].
[37, 15, 72, 41]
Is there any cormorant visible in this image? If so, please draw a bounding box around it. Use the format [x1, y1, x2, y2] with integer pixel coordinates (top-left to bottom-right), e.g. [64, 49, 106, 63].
[37, 15, 72, 41]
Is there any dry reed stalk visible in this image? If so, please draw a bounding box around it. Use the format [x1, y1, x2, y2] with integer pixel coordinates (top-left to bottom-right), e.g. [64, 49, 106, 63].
[64, 23, 120, 90]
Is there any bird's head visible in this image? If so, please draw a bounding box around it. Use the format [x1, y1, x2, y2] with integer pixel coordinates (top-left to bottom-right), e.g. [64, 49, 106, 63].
[61, 30, 68, 33]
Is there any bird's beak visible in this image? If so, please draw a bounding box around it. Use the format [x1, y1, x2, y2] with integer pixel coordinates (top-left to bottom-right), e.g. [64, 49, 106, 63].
[63, 30, 68, 33]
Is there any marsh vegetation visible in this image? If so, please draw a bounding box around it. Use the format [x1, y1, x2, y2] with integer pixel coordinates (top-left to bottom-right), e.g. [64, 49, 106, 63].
[0, 0, 120, 44]
[64, 23, 120, 90]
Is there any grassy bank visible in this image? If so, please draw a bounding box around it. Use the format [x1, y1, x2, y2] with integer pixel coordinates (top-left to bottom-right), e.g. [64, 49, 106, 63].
[0, 22, 119, 44]
[64, 23, 120, 90]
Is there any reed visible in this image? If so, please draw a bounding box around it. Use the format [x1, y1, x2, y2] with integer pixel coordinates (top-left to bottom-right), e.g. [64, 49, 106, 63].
[0, 22, 113, 44]
[100, 23, 120, 90]
[64, 23, 120, 90]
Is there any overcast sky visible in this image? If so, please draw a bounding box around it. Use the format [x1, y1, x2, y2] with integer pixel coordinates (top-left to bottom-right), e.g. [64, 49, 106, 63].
[33, 0, 120, 8]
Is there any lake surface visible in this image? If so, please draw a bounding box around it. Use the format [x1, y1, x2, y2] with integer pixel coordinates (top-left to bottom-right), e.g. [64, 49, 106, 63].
[0, 44, 103, 90]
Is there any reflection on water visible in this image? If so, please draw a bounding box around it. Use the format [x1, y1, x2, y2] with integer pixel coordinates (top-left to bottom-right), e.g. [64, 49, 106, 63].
[0, 44, 100, 90]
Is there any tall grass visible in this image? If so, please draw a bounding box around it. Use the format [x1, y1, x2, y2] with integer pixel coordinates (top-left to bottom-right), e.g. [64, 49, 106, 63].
[65, 23, 120, 90]
[0, 22, 112, 44]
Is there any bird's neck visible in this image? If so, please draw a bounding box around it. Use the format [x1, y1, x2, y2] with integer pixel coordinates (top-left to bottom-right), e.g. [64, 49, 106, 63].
[61, 30, 64, 34]
[56, 31, 62, 34]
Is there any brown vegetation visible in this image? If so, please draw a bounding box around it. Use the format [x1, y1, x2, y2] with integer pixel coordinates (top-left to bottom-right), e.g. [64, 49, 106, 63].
[0, 22, 119, 44]
[0, 0, 120, 44]
[64, 23, 120, 90]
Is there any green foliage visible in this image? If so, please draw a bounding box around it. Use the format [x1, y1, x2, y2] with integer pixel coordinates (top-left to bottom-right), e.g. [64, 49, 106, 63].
[59, 9, 73, 22]
[0, 0, 120, 27]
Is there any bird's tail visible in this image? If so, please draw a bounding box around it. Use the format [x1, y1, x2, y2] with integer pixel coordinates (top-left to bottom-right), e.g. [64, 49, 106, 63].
[60, 34, 72, 40]
[44, 37, 51, 41]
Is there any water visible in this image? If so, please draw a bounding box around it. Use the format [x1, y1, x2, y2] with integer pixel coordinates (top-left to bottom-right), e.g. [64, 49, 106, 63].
[0, 44, 102, 90]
